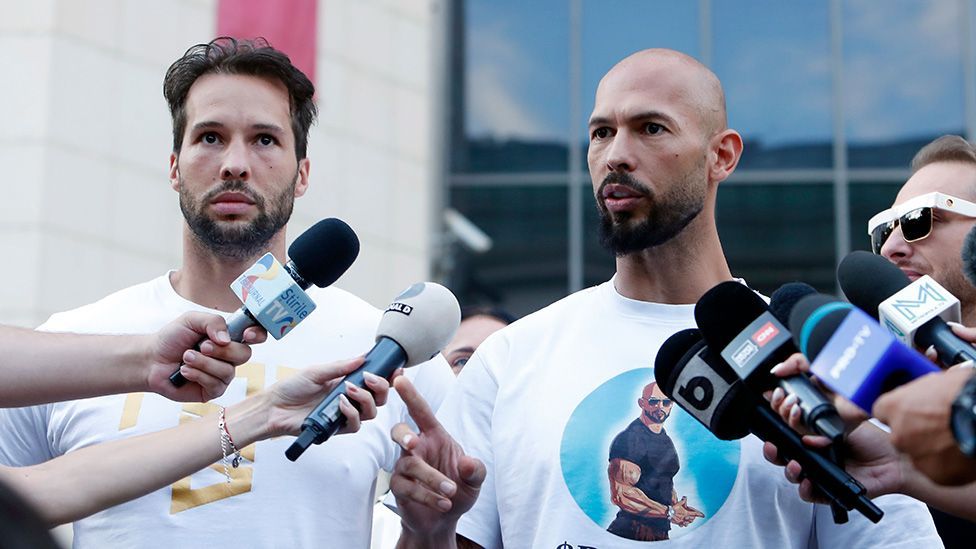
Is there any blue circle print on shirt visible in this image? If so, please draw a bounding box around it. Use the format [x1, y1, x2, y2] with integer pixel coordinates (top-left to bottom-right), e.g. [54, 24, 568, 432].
[560, 368, 740, 541]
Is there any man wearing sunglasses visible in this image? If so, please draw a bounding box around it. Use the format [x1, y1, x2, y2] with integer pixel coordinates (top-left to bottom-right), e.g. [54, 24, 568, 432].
[607, 381, 703, 541]
[869, 135, 976, 324]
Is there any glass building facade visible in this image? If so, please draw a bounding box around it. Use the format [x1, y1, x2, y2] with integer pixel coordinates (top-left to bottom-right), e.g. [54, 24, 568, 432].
[445, 0, 976, 316]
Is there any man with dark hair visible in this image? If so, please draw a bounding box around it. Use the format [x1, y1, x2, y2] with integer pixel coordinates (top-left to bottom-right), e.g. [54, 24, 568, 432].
[0, 37, 454, 548]
[387, 48, 939, 548]
[442, 306, 515, 374]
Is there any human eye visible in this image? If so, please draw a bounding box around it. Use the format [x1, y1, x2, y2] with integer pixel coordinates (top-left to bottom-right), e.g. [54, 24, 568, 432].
[643, 122, 665, 135]
[256, 134, 279, 146]
[201, 132, 221, 145]
[451, 354, 471, 369]
[591, 127, 612, 140]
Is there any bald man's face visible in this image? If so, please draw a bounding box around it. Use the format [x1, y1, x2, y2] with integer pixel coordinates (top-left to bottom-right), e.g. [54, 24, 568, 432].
[638, 382, 673, 424]
[587, 54, 719, 255]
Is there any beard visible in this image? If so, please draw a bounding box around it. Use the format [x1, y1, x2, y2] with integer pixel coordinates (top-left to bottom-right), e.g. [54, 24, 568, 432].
[596, 167, 706, 256]
[644, 408, 670, 424]
[179, 174, 296, 260]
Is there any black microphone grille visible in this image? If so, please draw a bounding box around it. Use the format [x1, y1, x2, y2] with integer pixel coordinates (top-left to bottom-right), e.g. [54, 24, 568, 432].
[962, 224, 976, 288]
[769, 282, 818, 326]
[694, 281, 769, 350]
[836, 250, 909, 319]
[288, 218, 361, 287]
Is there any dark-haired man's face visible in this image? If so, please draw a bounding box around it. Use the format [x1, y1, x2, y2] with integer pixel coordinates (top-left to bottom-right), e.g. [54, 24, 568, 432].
[169, 73, 308, 259]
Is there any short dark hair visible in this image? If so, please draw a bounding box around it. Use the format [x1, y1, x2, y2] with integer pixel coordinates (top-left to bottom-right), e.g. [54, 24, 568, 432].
[910, 135, 976, 174]
[163, 36, 317, 159]
[461, 305, 518, 325]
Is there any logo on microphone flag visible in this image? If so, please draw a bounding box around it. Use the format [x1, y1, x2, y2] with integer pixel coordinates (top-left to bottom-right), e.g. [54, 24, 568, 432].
[230, 253, 316, 339]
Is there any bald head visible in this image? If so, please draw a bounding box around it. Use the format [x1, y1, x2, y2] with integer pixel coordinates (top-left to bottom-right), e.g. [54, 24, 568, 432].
[598, 49, 727, 137]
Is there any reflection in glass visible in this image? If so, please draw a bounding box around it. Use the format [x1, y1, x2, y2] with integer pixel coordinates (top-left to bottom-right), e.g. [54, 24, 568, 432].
[713, 0, 832, 169]
[843, 0, 965, 167]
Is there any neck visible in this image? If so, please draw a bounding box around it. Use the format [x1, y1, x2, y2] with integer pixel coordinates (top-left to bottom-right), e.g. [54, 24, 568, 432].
[640, 414, 664, 433]
[613, 214, 733, 304]
[170, 225, 289, 312]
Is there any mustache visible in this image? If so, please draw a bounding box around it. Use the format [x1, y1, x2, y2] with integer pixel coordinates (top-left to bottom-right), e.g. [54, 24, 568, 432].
[202, 180, 263, 207]
[597, 172, 651, 197]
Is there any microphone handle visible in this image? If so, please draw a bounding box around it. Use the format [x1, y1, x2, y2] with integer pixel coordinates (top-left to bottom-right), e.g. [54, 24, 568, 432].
[168, 308, 258, 387]
[779, 375, 846, 443]
[285, 337, 407, 461]
[917, 320, 976, 366]
[752, 405, 883, 523]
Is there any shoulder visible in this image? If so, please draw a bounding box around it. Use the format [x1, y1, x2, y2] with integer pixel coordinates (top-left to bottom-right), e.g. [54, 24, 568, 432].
[40, 275, 170, 332]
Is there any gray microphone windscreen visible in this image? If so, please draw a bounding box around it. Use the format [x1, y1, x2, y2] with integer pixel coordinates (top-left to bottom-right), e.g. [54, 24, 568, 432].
[377, 282, 461, 367]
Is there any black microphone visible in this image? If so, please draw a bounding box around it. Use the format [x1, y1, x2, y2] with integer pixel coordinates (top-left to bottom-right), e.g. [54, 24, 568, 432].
[170, 218, 360, 387]
[285, 282, 461, 461]
[694, 281, 846, 443]
[654, 330, 883, 523]
[837, 250, 976, 367]
[962, 224, 976, 287]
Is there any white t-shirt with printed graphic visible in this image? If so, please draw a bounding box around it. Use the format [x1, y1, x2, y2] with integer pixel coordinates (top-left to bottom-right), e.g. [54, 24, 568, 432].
[439, 279, 942, 549]
[0, 273, 455, 548]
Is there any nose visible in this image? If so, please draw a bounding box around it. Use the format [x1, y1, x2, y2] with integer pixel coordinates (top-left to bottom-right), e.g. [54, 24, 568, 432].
[606, 131, 636, 173]
[880, 223, 912, 261]
[220, 139, 250, 181]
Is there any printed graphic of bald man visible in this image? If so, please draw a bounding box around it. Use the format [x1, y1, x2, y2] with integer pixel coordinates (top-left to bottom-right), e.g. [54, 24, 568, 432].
[607, 381, 704, 541]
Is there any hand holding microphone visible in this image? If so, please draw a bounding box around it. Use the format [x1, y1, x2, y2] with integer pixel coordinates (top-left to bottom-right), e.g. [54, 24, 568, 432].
[286, 282, 461, 461]
[169, 218, 360, 387]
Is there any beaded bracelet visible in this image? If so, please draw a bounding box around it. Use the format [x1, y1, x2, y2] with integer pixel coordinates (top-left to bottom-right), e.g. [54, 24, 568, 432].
[218, 406, 243, 483]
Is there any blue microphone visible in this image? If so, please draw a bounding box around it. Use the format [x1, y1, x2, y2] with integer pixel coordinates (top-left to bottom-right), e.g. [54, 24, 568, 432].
[789, 294, 940, 412]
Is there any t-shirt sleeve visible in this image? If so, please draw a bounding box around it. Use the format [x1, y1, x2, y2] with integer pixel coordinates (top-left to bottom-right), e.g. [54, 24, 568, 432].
[0, 403, 55, 466]
[812, 492, 943, 548]
[437, 347, 503, 549]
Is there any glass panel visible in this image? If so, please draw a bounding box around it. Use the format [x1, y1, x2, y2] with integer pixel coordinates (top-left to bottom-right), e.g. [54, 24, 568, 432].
[712, 1, 833, 169]
[455, 0, 570, 173]
[849, 182, 904, 252]
[718, 183, 837, 294]
[450, 184, 569, 316]
[844, 0, 966, 167]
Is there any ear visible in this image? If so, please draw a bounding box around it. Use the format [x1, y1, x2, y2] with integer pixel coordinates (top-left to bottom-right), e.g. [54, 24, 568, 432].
[708, 129, 743, 185]
[169, 153, 180, 192]
[294, 158, 310, 198]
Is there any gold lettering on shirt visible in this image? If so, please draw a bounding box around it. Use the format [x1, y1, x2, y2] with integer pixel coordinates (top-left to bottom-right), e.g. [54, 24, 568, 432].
[169, 362, 266, 513]
[118, 393, 144, 430]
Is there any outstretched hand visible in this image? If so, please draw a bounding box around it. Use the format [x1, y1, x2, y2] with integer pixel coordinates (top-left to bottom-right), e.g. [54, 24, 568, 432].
[147, 312, 267, 402]
[389, 376, 486, 540]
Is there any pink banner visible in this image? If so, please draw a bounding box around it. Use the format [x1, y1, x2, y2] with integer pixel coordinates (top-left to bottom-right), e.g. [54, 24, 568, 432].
[217, 0, 317, 83]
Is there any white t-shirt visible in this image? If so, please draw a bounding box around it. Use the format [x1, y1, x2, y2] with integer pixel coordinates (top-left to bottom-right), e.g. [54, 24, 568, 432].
[439, 279, 942, 549]
[0, 273, 456, 548]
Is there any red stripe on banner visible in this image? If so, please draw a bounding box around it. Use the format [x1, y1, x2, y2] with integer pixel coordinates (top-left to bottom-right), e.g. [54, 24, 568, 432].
[216, 0, 317, 83]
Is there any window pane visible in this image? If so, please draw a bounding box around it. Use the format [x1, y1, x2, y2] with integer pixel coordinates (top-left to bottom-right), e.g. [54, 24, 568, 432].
[844, 0, 966, 167]
[713, 1, 832, 169]
[849, 182, 903, 252]
[455, 0, 570, 173]
[450, 184, 569, 316]
[719, 183, 837, 294]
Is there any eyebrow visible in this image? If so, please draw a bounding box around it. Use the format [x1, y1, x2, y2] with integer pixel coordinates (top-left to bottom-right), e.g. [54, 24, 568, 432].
[448, 346, 476, 356]
[190, 121, 287, 135]
[588, 110, 678, 128]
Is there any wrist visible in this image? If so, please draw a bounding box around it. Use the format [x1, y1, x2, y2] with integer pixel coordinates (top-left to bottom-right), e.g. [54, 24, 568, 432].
[397, 522, 459, 549]
[131, 333, 155, 393]
[224, 391, 273, 447]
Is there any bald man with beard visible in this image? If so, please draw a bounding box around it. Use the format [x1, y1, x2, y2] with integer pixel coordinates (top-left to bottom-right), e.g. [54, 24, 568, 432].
[386, 49, 941, 548]
[606, 381, 703, 541]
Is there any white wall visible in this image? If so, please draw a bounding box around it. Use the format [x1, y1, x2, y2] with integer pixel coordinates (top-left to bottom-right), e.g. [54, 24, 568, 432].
[0, 0, 440, 327]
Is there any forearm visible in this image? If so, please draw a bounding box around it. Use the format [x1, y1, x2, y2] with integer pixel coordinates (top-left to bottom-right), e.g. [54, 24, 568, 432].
[0, 327, 151, 406]
[899, 468, 976, 521]
[397, 530, 484, 549]
[1, 392, 271, 525]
